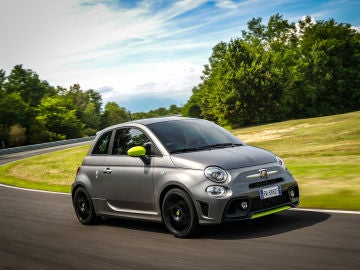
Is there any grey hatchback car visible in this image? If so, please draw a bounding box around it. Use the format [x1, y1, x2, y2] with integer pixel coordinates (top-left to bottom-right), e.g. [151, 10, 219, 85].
[72, 116, 299, 237]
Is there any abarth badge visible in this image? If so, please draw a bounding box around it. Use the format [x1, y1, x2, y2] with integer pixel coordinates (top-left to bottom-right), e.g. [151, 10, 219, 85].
[259, 169, 268, 179]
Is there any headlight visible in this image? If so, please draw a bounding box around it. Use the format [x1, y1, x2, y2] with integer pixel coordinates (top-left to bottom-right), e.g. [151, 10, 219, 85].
[276, 156, 286, 169]
[205, 166, 228, 183]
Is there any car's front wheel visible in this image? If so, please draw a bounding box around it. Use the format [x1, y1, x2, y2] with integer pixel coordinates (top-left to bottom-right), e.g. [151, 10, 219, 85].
[73, 187, 101, 225]
[162, 188, 198, 238]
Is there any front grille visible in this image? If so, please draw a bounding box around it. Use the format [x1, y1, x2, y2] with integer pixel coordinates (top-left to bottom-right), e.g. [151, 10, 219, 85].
[251, 192, 289, 212]
[249, 178, 283, 189]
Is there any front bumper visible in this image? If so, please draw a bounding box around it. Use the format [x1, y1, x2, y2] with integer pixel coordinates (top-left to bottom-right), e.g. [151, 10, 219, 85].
[192, 164, 300, 225]
[222, 184, 299, 221]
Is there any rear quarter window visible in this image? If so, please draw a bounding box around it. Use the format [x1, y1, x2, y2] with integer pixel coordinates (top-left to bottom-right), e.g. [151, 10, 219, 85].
[92, 131, 112, 155]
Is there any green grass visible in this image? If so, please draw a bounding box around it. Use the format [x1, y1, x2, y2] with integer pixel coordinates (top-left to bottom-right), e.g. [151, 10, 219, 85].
[0, 145, 90, 193]
[0, 111, 359, 210]
[233, 111, 360, 210]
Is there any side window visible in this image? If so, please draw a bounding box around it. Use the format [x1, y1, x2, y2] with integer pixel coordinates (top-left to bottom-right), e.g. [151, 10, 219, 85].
[112, 128, 151, 155]
[92, 131, 112, 155]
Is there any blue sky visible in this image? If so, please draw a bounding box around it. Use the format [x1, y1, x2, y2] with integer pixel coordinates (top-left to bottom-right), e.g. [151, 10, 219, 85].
[1, 0, 359, 112]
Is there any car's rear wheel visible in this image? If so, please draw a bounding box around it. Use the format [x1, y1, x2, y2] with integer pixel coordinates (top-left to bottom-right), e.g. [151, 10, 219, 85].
[73, 187, 101, 225]
[162, 188, 198, 238]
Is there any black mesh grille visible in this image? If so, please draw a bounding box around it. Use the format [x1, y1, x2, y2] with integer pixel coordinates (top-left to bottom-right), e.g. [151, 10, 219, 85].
[251, 192, 289, 212]
[249, 178, 283, 189]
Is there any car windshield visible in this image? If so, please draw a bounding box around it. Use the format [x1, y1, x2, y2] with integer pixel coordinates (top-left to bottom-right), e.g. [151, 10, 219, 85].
[146, 119, 244, 154]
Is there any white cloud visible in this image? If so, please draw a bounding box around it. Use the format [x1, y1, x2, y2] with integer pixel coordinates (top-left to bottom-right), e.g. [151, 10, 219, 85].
[216, 0, 238, 9]
[1, 1, 163, 69]
[352, 26, 360, 32]
[0, 0, 206, 101]
[99, 60, 202, 102]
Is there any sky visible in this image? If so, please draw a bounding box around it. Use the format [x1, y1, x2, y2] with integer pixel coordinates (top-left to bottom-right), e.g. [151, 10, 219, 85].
[1, 0, 359, 112]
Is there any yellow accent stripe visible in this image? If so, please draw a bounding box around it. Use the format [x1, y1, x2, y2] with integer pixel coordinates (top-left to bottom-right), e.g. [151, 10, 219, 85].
[251, 206, 291, 219]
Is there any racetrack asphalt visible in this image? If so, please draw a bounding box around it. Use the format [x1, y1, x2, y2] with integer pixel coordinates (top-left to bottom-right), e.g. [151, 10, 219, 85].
[0, 146, 359, 269]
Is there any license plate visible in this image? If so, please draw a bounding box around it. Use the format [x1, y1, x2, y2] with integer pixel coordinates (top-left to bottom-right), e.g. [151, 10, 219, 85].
[259, 186, 282, 199]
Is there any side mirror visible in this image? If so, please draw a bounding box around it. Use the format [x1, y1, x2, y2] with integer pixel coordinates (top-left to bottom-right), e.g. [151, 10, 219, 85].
[127, 146, 146, 157]
[127, 146, 150, 165]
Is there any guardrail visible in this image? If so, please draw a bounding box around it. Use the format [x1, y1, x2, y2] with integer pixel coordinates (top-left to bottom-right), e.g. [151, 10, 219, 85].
[0, 136, 95, 156]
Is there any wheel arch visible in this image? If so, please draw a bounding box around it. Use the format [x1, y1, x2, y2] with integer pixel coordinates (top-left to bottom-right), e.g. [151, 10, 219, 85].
[71, 183, 87, 204]
[71, 174, 97, 204]
[159, 184, 195, 216]
[159, 184, 200, 237]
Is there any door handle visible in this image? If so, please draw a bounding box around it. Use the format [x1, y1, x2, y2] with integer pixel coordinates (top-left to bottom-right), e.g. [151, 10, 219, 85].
[103, 168, 112, 174]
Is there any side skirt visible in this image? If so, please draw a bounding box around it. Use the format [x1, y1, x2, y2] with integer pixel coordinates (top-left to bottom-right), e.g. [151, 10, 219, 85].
[92, 198, 162, 222]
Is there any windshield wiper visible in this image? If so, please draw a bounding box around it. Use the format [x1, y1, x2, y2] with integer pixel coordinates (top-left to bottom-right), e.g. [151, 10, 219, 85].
[170, 147, 203, 154]
[208, 143, 243, 149]
[170, 143, 243, 153]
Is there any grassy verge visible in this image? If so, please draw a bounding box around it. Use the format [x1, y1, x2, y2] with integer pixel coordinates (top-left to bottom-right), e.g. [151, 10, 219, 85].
[0, 111, 359, 210]
[233, 111, 360, 210]
[0, 144, 90, 193]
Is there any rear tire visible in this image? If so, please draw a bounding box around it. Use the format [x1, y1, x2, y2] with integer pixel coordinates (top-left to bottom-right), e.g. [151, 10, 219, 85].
[162, 188, 199, 238]
[73, 187, 101, 225]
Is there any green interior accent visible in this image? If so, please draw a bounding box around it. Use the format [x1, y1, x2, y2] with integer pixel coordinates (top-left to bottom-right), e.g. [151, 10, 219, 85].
[127, 146, 146, 157]
[250, 206, 291, 219]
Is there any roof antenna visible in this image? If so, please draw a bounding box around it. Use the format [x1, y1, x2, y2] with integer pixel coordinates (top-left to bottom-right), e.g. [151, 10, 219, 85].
[128, 111, 132, 121]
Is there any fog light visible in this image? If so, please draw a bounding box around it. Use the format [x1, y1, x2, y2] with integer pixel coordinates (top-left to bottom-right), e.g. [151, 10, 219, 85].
[206, 186, 226, 197]
[289, 190, 295, 198]
[241, 201, 248, 210]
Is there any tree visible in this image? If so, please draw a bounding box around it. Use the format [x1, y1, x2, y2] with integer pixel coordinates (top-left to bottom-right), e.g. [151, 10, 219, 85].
[183, 14, 360, 127]
[168, 104, 182, 115]
[35, 96, 84, 141]
[58, 84, 103, 127]
[82, 103, 101, 135]
[182, 87, 202, 118]
[100, 102, 129, 128]
[0, 69, 5, 94]
[0, 67, 104, 145]
[5, 65, 55, 107]
[0, 92, 29, 146]
[8, 124, 26, 147]
[206, 39, 285, 127]
[0, 92, 29, 127]
[85, 89, 102, 114]
[295, 18, 360, 116]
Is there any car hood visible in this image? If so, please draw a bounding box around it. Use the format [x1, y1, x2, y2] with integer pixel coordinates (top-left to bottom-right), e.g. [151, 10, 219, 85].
[170, 145, 276, 170]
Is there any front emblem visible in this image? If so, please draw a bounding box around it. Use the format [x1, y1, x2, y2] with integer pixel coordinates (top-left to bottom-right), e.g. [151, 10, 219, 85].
[259, 169, 268, 179]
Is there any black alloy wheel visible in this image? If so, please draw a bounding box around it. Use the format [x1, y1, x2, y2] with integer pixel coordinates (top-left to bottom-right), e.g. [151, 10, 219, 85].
[73, 187, 101, 225]
[162, 188, 198, 238]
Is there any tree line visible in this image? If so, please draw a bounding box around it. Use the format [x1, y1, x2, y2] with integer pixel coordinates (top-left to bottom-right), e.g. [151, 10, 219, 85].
[182, 14, 360, 127]
[1, 14, 359, 147]
[0, 65, 181, 147]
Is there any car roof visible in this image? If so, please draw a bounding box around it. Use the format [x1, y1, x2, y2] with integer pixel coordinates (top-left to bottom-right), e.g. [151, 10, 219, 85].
[132, 115, 194, 125]
[97, 116, 199, 134]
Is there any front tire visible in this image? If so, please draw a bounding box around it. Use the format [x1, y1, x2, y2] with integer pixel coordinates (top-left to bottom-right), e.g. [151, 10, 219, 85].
[162, 188, 198, 238]
[73, 187, 101, 225]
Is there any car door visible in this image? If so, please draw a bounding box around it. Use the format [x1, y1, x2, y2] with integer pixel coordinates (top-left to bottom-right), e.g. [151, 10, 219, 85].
[101, 127, 155, 212]
[83, 130, 113, 198]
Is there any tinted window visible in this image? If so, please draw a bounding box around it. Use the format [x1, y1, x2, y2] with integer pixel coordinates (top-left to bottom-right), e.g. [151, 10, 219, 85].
[112, 128, 151, 155]
[92, 131, 112, 155]
[147, 119, 243, 153]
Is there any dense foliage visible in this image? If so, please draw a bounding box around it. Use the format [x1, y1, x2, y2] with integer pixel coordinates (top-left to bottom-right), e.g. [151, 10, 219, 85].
[0, 65, 180, 147]
[182, 14, 360, 127]
[1, 14, 359, 147]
